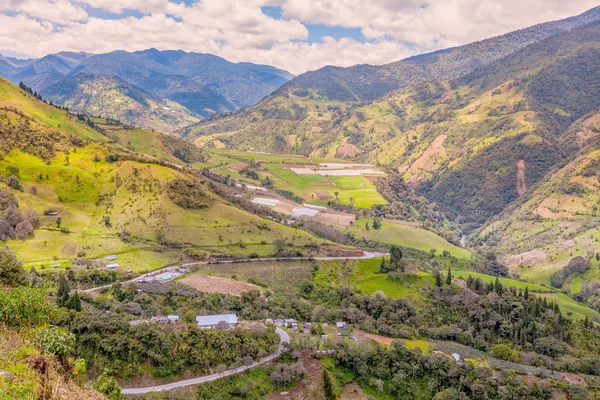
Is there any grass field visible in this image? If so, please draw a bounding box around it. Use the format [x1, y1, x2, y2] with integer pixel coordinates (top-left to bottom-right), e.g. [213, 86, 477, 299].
[0, 145, 325, 271]
[451, 271, 553, 293]
[535, 293, 600, 321]
[204, 149, 387, 209]
[347, 219, 471, 259]
[315, 258, 435, 303]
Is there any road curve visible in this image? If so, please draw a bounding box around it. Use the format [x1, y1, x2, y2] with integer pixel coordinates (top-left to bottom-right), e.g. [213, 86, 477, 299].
[83, 252, 386, 293]
[121, 328, 290, 395]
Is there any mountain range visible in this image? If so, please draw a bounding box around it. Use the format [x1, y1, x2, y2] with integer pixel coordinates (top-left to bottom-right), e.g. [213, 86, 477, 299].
[0, 49, 294, 133]
[184, 5, 600, 276]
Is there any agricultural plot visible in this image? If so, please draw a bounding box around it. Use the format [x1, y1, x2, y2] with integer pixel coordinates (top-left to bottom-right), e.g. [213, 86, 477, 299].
[199, 260, 315, 294]
[204, 149, 387, 208]
[179, 274, 260, 295]
[347, 219, 471, 259]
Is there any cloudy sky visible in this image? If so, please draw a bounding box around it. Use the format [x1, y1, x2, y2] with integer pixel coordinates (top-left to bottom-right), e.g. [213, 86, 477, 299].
[1, 0, 599, 74]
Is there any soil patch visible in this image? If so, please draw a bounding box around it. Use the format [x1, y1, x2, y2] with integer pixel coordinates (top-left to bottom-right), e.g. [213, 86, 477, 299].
[364, 175, 381, 184]
[336, 142, 360, 158]
[409, 135, 447, 173]
[536, 206, 572, 219]
[229, 163, 249, 171]
[179, 275, 260, 296]
[341, 381, 368, 400]
[266, 350, 322, 400]
[319, 212, 355, 226]
[505, 249, 547, 267]
[317, 244, 364, 258]
[354, 330, 393, 346]
[314, 190, 334, 200]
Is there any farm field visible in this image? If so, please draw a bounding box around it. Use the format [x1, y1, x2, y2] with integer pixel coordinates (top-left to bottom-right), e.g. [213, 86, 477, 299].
[204, 149, 387, 208]
[198, 260, 315, 294]
[179, 274, 260, 295]
[347, 218, 471, 259]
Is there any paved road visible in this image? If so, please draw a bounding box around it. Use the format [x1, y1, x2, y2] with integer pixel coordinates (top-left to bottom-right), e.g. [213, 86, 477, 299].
[83, 252, 385, 293]
[121, 328, 290, 394]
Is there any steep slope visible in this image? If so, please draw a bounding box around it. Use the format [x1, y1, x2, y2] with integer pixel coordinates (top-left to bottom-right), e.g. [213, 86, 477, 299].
[0, 77, 325, 271]
[42, 74, 200, 133]
[192, 19, 600, 231]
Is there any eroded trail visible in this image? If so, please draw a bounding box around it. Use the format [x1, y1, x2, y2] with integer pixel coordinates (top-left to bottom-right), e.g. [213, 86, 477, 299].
[517, 159, 527, 196]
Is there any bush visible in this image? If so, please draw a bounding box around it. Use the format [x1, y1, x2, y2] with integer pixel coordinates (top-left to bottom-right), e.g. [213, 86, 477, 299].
[168, 179, 212, 209]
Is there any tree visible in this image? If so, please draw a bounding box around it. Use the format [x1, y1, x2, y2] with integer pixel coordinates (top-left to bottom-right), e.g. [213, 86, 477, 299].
[372, 218, 382, 230]
[15, 220, 33, 239]
[390, 246, 403, 271]
[92, 370, 124, 400]
[22, 208, 40, 229]
[380, 257, 389, 273]
[6, 175, 22, 191]
[334, 191, 339, 200]
[435, 270, 442, 287]
[56, 273, 70, 307]
[0, 246, 26, 286]
[56, 216, 62, 228]
[524, 286, 529, 300]
[446, 268, 452, 285]
[494, 276, 504, 296]
[66, 290, 82, 311]
[322, 368, 336, 400]
[365, 222, 370, 230]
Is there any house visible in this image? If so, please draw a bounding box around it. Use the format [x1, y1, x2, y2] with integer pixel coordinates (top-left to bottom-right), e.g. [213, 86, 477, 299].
[336, 321, 346, 329]
[320, 335, 329, 341]
[273, 319, 285, 327]
[322, 323, 328, 327]
[196, 314, 238, 329]
[105, 255, 117, 261]
[167, 315, 179, 323]
[452, 353, 463, 365]
[47, 212, 59, 216]
[284, 319, 298, 328]
[350, 335, 360, 341]
[152, 316, 169, 324]
[105, 263, 119, 270]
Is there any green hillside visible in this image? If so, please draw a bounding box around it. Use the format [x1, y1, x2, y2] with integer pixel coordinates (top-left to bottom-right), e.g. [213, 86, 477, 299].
[0, 78, 326, 272]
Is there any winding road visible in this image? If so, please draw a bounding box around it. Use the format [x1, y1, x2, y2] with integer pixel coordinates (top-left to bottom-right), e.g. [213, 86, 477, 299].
[121, 328, 290, 394]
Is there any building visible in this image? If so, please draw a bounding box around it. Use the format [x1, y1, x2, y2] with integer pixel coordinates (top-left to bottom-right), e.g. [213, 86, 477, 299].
[273, 319, 285, 327]
[350, 335, 360, 341]
[336, 321, 346, 329]
[105, 263, 119, 270]
[196, 314, 238, 329]
[167, 315, 179, 323]
[105, 255, 117, 261]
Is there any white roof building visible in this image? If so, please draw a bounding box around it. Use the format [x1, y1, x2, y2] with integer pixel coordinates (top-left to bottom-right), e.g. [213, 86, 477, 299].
[106, 263, 119, 269]
[105, 255, 117, 261]
[196, 314, 238, 329]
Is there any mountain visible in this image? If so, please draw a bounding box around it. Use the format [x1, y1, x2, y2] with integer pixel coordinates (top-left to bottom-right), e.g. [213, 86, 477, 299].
[42, 74, 200, 134]
[267, 5, 600, 103]
[186, 11, 600, 232]
[0, 49, 293, 133]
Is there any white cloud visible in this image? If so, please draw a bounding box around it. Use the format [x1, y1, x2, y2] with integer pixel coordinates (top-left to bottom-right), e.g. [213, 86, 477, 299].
[0, 0, 598, 74]
[1, 0, 87, 23]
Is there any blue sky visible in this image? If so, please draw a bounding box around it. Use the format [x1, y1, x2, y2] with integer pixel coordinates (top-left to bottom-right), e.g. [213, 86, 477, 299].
[0, 0, 598, 74]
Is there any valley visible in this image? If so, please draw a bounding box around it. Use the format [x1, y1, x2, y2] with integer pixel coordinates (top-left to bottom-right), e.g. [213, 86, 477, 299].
[5, 4, 600, 400]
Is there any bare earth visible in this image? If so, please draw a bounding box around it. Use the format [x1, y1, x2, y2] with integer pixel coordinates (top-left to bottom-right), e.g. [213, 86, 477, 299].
[409, 134, 447, 173]
[536, 206, 572, 219]
[505, 249, 547, 267]
[341, 381, 369, 400]
[354, 329, 394, 346]
[179, 275, 260, 295]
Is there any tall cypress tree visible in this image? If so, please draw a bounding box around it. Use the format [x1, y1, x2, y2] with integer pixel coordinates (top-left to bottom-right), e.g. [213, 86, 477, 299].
[435, 270, 442, 287]
[494, 276, 504, 295]
[445, 268, 452, 285]
[56, 273, 70, 307]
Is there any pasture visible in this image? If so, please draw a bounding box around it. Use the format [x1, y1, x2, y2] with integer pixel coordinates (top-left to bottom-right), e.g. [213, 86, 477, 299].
[346, 219, 472, 259]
